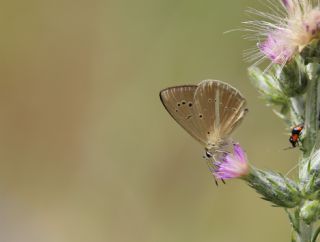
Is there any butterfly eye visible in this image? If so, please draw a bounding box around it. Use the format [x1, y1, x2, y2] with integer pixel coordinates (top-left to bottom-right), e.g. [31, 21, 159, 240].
[177, 103, 181, 106]
[205, 151, 213, 158]
[208, 99, 212, 103]
[188, 102, 193, 107]
[182, 100, 186, 105]
[199, 114, 203, 119]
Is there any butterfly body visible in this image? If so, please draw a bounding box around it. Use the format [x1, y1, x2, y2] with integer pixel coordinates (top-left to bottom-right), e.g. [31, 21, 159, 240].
[160, 80, 248, 156]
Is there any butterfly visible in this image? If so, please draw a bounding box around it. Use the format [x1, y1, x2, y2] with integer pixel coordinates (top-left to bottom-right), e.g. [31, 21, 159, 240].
[160, 79, 248, 161]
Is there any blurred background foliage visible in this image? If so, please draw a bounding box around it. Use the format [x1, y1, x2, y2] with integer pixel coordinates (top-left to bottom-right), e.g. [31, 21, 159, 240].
[0, 0, 299, 241]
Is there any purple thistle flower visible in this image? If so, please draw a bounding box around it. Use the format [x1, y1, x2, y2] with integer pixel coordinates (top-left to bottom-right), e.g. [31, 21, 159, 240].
[258, 30, 295, 64]
[282, 0, 289, 7]
[246, 0, 320, 66]
[282, 0, 292, 10]
[214, 144, 249, 180]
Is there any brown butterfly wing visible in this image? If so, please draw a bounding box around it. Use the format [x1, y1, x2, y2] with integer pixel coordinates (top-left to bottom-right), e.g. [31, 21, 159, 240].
[216, 81, 247, 137]
[193, 80, 247, 148]
[160, 85, 207, 145]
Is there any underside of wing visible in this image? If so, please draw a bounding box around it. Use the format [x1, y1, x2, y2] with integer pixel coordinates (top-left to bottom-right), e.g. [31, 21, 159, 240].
[217, 81, 247, 137]
[160, 85, 207, 145]
[193, 80, 247, 148]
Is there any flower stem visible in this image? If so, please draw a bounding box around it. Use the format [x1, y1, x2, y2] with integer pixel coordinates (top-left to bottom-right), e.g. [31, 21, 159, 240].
[297, 221, 313, 242]
[311, 225, 320, 242]
[296, 63, 320, 242]
[303, 64, 320, 155]
[300, 64, 320, 185]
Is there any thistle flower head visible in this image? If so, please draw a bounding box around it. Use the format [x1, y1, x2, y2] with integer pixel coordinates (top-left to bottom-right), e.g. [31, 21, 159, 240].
[214, 144, 249, 180]
[246, 0, 320, 67]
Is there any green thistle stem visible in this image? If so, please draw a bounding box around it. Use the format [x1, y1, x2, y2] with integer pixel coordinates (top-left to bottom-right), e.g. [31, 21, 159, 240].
[248, 60, 320, 242]
[297, 221, 313, 242]
[311, 225, 320, 242]
[302, 63, 320, 158]
[296, 63, 320, 242]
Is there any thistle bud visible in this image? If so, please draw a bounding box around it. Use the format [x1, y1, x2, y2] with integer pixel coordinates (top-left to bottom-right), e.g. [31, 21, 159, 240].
[245, 170, 301, 208]
[248, 67, 289, 112]
[300, 39, 320, 64]
[277, 57, 308, 97]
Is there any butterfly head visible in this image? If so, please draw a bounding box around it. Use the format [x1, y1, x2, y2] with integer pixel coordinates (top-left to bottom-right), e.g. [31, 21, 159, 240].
[205, 137, 226, 151]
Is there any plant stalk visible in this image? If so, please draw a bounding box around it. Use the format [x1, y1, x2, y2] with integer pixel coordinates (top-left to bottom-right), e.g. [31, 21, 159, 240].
[296, 63, 320, 242]
[297, 222, 313, 242]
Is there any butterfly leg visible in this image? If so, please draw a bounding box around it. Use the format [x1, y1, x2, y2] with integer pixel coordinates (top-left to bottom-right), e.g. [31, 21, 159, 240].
[213, 177, 218, 186]
[203, 149, 228, 186]
[203, 149, 220, 186]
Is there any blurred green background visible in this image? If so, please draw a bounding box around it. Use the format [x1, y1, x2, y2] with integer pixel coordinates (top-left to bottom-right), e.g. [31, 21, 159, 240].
[0, 0, 300, 241]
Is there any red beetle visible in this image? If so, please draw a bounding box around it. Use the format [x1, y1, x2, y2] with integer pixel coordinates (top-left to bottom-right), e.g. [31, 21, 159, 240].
[289, 124, 304, 147]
